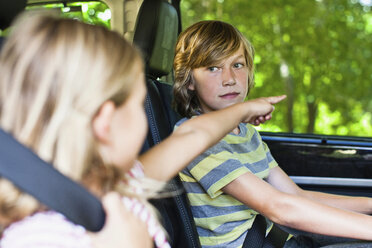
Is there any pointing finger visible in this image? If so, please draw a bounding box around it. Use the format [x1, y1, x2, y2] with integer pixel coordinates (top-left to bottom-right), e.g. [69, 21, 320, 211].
[265, 95, 287, 104]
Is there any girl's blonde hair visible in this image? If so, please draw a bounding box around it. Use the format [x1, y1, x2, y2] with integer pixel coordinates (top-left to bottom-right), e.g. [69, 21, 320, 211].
[173, 20, 255, 118]
[0, 13, 144, 224]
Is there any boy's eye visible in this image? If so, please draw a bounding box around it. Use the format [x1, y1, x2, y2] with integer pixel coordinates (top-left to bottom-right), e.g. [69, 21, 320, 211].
[233, 63, 245, 69]
[207, 66, 218, 72]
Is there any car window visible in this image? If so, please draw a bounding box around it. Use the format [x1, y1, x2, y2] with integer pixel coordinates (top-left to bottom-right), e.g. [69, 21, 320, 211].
[181, 0, 372, 138]
[26, 1, 111, 29]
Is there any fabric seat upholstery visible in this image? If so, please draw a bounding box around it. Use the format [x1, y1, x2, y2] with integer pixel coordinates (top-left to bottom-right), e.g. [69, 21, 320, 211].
[134, 1, 201, 247]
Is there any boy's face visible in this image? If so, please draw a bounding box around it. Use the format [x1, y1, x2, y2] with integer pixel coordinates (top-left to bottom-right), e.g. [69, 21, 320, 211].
[189, 46, 249, 113]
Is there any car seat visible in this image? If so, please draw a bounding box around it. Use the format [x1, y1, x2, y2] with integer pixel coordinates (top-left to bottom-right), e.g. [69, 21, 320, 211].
[133, 0, 202, 247]
[0, 0, 27, 49]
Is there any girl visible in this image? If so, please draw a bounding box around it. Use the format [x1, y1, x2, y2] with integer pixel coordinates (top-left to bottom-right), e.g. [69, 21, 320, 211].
[0, 13, 282, 248]
[173, 20, 372, 248]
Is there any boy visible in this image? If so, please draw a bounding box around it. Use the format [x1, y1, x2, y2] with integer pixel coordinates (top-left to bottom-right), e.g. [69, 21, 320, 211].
[173, 20, 372, 248]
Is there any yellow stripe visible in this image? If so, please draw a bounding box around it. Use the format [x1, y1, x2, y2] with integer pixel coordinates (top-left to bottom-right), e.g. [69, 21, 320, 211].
[179, 172, 197, 182]
[223, 124, 256, 144]
[255, 168, 270, 179]
[190, 145, 267, 180]
[208, 167, 251, 198]
[224, 131, 254, 144]
[269, 160, 278, 169]
[189, 150, 232, 179]
[232, 148, 266, 164]
[187, 192, 244, 207]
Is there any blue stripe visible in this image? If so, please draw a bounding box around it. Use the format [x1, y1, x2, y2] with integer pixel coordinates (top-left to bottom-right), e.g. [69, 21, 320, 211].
[187, 151, 211, 171]
[182, 181, 207, 194]
[223, 131, 260, 153]
[175, 118, 188, 127]
[266, 150, 275, 163]
[185, 124, 266, 172]
[197, 219, 247, 236]
[180, 168, 193, 178]
[199, 159, 243, 190]
[199, 158, 270, 191]
[191, 204, 249, 218]
[238, 122, 248, 136]
[198, 225, 248, 248]
[245, 159, 270, 174]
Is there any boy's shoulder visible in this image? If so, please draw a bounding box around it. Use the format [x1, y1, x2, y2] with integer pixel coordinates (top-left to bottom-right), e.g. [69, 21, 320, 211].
[242, 122, 259, 133]
[175, 116, 196, 128]
[175, 117, 188, 127]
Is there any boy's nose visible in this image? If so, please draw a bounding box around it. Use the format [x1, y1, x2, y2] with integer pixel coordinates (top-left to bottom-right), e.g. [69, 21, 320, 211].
[222, 68, 236, 86]
[222, 80, 236, 86]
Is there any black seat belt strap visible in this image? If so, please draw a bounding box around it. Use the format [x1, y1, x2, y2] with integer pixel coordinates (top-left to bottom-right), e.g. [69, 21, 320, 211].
[243, 214, 267, 248]
[264, 222, 289, 248]
[0, 129, 105, 232]
[243, 214, 289, 248]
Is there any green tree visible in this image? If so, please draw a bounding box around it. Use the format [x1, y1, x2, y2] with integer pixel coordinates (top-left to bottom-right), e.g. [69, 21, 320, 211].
[181, 0, 372, 137]
[26, 2, 110, 29]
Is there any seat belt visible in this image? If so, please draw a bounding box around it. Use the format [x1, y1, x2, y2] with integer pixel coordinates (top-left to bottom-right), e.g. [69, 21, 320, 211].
[0, 128, 106, 232]
[243, 214, 288, 248]
[243, 214, 267, 248]
[265, 222, 289, 248]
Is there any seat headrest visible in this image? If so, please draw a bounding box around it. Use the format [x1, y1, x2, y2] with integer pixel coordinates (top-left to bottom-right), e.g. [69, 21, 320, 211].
[0, 36, 4, 49]
[133, 0, 178, 79]
[0, 0, 27, 30]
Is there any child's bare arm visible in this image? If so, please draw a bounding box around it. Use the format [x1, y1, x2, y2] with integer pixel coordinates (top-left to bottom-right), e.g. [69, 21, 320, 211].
[267, 166, 372, 215]
[139, 95, 286, 181]
[223, 171, 372, 241]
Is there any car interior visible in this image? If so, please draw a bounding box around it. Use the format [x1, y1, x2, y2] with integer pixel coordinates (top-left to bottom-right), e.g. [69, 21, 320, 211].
[0, 0, 203, 247]
[133, 1, 201, 247]
[0, 0, 372, 247]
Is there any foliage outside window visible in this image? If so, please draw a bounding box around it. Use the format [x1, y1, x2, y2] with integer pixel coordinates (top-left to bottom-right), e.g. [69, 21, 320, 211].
[26, 1, 111, 29]
[181, 0, 372, 138]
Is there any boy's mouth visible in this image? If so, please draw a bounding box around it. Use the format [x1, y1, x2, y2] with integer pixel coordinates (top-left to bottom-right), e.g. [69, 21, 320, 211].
[220, 92, 240, 99]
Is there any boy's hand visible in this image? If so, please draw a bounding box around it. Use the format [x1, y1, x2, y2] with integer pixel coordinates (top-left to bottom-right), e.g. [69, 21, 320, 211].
[245, 95, 287, 125]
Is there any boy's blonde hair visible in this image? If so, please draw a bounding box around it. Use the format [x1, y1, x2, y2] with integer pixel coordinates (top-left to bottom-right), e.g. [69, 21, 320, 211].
[0, 13, 143, 224]
[173, 20, 255, 118]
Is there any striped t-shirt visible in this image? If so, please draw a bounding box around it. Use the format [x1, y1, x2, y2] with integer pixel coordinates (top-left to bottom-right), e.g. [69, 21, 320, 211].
[177, 119, 278, 248]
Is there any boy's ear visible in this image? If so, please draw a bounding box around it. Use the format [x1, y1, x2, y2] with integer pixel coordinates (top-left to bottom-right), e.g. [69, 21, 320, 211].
[92, 101, 116, 143]
[188, 82, 195, 91]
[188, 72, 196, 90]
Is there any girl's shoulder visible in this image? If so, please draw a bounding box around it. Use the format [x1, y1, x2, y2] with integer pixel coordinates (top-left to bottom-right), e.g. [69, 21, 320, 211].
[1, 211, 92, 248]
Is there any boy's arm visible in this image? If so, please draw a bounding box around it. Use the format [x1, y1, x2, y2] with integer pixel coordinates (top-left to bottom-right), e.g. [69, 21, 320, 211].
[139, 95, 286, 181]
[222, 170, 372, 241]
[267, 166, 372, 214]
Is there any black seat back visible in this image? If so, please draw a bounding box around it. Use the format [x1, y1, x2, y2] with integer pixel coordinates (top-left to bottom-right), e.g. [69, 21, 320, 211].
[0, 37, 4, 49]
[0, 0, 26, 30]
[133, 0, 178, 79]
[0, 0, 27, 50]
[134, 1, 201, 247]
